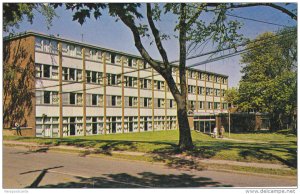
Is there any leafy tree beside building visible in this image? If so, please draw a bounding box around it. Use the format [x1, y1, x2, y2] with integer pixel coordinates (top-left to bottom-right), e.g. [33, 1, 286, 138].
[238, 27, 297, 131]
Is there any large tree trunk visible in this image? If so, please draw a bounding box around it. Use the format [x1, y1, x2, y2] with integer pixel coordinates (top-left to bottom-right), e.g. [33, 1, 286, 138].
[177, 96, 194, 150]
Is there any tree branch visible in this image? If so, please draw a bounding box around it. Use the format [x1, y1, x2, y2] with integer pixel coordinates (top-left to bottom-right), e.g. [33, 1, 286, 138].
[112, 5, 181, 101]
[146, 3, 169, 69]
[186, 3, 206, 28]
[179, 3, 187, 99]
[227, 3, 297, 21]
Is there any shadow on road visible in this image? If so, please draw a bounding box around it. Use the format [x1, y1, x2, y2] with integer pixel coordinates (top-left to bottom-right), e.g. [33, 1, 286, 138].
[37, 172, 232, 188]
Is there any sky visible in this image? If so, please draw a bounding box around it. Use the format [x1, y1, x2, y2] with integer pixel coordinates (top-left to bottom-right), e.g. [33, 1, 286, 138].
[5, 3, 297, 87]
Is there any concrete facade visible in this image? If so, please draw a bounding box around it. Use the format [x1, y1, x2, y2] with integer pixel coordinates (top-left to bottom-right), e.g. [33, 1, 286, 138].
[3, 32, 228, 137]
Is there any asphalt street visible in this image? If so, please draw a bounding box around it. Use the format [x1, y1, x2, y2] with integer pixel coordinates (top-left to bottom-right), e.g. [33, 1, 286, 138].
[3, 146, 297, 188]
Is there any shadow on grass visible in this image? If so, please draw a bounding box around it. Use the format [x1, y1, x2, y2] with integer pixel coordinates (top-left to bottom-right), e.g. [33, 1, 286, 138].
[6, 134, 297, 169]
[37, 172, 232, 188]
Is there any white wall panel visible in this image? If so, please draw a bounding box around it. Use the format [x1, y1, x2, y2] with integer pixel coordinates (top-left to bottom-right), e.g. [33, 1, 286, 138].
[35, 52, 59, 66]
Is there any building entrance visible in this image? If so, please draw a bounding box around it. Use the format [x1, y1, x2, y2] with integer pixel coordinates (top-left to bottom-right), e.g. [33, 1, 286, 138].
[193, 115, 216, 134]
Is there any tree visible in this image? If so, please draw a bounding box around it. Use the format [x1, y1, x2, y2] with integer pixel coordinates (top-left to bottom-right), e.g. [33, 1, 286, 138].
[52, 3, 296, 150]
[224, 87, 239, 108]
[4, 3, 296, 149]
[238, 27, 297, 131]
[3, 3, 57, 33]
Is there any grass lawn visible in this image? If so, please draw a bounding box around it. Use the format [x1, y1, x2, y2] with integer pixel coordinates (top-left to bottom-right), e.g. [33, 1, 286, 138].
[4, 130, 297, 170]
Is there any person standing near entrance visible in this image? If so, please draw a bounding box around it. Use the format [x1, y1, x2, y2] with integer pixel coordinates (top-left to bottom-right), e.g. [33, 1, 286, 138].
[220, 125, 225, 138]
[15, 122, 22, 136]
[213, 126, 218, 138]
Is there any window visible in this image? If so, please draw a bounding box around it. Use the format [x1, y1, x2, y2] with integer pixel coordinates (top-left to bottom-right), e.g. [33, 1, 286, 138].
[199, 101, 204, 109]
[86, 71, 91, 83]
[127, 77, 132, 87]
[43, 65, 50, 78]
[98, 95, 103, 106]
[92, 71, 97, 83]
[63, 68, 68, 80]
[98, 72, 103, 84]
[69, 68, 75, 81]
[112, 96, 116, 106]
[143, 61, 147, 69]
[52, 92, 59, 104]
[111, 74, 116, 85]
[144, 98, 148, 107]
[129, 97, 133, 107]
[44, 91, 51, 104]
[92, 94, 98, 106]
[128, 58, 132, 67]
[157, 81, 161, 90]
[70, 93, 76, 105]
[35, 64, 42, 78]
[169, 100, 173, 108]
[158, 99, 161, 108]
[77, 94, 83, 105]
[143, 79, 148, 88]
[111, 54, 115, 64]
[77, 70, 82, 81]
[52, 66, 58, 79]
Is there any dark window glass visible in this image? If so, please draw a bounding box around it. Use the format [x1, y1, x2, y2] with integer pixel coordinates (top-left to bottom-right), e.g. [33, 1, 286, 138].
[144, 98, 148, 107]
[129, 77, 133, 87]
[158, 99, 161, 108]
[157, 81, 161, 90]
[92, 94, 97, 106]
[144, 79, 147, 88]
[43, 65, 50, 78]
[143, 61, 147, 69]
[92, 72, 97, 83]
[111, 54, 115, 63]
[70, 93, 76, 105]
[86, 71, 91, 83]
[44, 91, 51, 104]
[63, 68, 68, 80]
[129, 97, 133, 107]
[128, 58, 132, 67]
[69, 68, 75, 81]
[112, 96, 116, 106]
[111, 74, 116, 85]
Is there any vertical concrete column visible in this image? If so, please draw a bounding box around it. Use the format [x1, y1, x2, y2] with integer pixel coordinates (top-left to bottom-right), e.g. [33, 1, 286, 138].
[196, 73, 199, 113]
[164, 80, 167, 130]
[212, 75, 215, 114]
[82, 48, 87, 136]
[121, 56, 125, 133]
[137, 60, 141, 132]
[58, 42, 63, 138]
[204, 73, 207, 113]
[220, 77, 222, 112]
[102, 52, 107, 135]
[151, 68, 155, 132]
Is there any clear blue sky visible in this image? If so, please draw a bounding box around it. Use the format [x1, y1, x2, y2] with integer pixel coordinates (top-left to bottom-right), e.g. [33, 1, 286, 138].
[6, 3, 297, 87]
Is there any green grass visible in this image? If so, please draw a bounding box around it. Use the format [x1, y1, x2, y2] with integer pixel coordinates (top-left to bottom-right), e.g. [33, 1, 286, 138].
[3, 130, 297, 169]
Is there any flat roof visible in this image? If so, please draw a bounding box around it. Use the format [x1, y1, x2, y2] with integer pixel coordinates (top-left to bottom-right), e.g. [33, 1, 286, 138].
[4, 31, 229, 78]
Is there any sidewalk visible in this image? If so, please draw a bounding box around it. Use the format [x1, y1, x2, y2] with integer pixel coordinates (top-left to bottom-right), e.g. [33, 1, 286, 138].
[3, 140, 292, 171]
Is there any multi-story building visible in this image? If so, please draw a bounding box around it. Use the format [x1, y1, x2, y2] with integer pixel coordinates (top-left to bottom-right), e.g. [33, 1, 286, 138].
[3, 31, 228, 137]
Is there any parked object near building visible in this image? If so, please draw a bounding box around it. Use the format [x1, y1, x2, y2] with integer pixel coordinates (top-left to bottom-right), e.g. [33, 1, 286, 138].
[3, 31, 228, 137]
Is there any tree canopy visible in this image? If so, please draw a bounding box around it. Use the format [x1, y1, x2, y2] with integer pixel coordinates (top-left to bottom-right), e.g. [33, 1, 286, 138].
[238, 27, 297, 130]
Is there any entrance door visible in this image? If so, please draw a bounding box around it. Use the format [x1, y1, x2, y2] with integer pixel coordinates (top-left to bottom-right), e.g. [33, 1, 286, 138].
[112, 117, 116, 133]
[70, 117, 76, 135]
[92, 117, 97, 134]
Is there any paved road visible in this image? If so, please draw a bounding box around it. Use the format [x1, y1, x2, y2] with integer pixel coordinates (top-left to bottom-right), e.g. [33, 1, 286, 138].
[3, 146, 297, 188]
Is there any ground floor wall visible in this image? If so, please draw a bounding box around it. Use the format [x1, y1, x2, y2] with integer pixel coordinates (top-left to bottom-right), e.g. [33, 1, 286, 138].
[218, 113, 270, 132]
